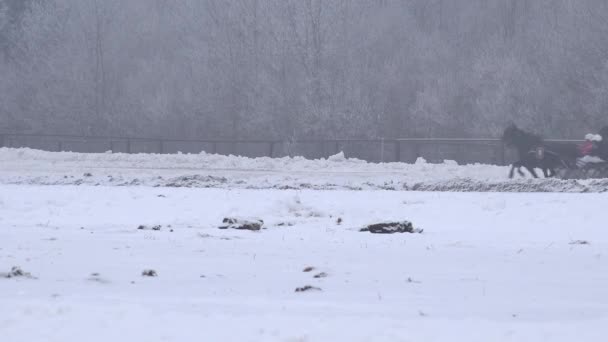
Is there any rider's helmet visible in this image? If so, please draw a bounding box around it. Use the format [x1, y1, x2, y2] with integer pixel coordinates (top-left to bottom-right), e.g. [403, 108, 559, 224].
[582, 134, 602, 143]
[585, 134, 602, 142]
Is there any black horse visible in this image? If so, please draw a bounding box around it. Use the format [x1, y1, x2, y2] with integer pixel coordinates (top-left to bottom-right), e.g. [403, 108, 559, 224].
[502, 124, 568, 178]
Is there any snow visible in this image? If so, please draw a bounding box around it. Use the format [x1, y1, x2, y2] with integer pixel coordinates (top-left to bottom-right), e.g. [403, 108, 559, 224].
[2, 186, 608, 341]
[1, 148, 608, 341]
[0, 147, 503, 179]
[2, 148, 608, 192]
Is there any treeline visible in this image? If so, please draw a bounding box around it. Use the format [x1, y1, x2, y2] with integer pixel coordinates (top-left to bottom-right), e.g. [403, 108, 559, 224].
[2, 0, 608, 140]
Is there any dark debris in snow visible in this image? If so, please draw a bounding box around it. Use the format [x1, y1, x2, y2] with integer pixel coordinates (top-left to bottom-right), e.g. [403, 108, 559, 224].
[141, 269, 158, 277]
[295, 285, 322, 293]
[361, 221, 423, 234]
[137, 224, 162, 231]
[219, 218, 264, 231]
[1, 266, 36, 279]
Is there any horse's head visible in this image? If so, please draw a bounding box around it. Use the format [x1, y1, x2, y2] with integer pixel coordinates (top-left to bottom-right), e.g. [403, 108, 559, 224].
[502, 123, 520, 147]
[535, 146, 545, 160]
[502, 123, 542, 154]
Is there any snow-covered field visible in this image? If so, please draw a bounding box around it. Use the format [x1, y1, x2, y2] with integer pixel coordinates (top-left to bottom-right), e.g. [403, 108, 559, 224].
[1, 149, 608, 341]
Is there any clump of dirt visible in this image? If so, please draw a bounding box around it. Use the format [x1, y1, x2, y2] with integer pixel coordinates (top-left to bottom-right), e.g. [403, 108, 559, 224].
[141, 269, 158, 277]
[361, 221, 423, 234]
[87, 273, 110, 284]
[295, 285, 322, 293]
[313, 272, 328, 279]
[570, 240, 590, 245]
[303, 266, 315, 273]
[1, 266, 35, 279]
[219, 218, 264, 231]
[137, 225, 162, 231]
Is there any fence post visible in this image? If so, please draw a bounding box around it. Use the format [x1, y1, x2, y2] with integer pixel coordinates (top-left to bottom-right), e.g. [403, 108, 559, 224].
[500, 141, 506, 165]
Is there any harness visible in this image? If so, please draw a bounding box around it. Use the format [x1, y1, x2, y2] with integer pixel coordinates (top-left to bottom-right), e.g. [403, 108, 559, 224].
[527, 146, 569, 168]
[528, 146, 545, 160]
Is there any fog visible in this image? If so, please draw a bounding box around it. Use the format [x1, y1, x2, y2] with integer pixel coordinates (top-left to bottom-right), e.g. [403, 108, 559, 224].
[2, 0, 608, 140]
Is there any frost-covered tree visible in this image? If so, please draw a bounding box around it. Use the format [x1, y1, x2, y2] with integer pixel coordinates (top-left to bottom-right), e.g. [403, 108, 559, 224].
[3, 0, 608, 139]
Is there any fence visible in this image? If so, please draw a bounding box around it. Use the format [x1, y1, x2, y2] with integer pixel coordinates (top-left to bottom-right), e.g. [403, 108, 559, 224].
[0, 133, 582, 165]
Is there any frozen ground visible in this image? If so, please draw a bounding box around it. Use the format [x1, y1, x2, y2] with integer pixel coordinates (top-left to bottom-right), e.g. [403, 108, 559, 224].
[1, 149, 608, 341]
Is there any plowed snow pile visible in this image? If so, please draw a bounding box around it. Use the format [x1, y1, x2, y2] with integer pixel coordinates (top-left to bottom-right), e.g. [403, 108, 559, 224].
[1, 148, 607, 192]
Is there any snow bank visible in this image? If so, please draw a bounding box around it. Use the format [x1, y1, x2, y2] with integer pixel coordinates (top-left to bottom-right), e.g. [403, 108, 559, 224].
[1, 148, 607, 192]
[0, 147, 496, 175]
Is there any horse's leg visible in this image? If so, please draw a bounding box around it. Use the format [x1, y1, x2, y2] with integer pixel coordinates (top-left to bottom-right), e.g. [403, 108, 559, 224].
[525, 165, 539, 178]
[547, 154, 564, 178]
[514, 160, 532, 177]
[509, 165, 516, 178]
[518, 167, 525, 177]
[509, 161, 523, 178]
[543, 161, 555, 178]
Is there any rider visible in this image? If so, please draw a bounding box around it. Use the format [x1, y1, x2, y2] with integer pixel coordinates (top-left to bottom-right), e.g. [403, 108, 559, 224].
[577, 133, 603, 167]
[579, 134, 600, 156]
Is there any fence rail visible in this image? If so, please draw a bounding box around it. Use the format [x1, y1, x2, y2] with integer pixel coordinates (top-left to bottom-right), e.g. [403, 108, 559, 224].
[0, 133, 584, 166]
